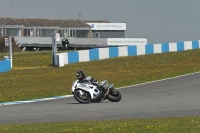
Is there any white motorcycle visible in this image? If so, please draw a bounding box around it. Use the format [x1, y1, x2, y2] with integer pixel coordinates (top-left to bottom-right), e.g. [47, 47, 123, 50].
[71, 76, 122, 103]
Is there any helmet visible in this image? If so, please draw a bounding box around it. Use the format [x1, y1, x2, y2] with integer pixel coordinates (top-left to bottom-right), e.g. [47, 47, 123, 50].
[76, 71, 85, 80]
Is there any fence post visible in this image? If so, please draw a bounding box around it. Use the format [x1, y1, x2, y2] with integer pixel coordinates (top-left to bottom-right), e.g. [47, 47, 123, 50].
[9, 36, 12, 68]
[52, 32, 60, 66]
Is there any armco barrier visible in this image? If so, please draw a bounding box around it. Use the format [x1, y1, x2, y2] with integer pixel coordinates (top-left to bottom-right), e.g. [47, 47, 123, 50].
[0, 58, 11, 73]
[55, 40, 200, 66]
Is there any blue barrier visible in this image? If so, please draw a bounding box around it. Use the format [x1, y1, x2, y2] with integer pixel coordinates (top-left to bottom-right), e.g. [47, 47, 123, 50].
[128, 45, 137, 56]
[0, 58, 11, 73]
[89, 48, 99, 61]
[177, 42, 184, 51]
[192, 41, 199, 49]
[145, 44, 154, 54]
[109, 47, 119, 58]
[68, 51, 79, 64]
[161, 43, 169, 53]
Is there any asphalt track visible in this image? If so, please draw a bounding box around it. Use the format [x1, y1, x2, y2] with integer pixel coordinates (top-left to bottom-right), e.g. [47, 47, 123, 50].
[0, 72, 200, 124]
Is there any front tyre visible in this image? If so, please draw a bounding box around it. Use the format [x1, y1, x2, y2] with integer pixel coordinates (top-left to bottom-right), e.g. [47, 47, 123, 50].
[74, 90, 91, 103]
[106, 89, 122, 102]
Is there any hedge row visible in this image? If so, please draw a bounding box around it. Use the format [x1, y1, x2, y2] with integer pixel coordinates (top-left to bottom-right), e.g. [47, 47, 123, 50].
[0, 37, 21, 53]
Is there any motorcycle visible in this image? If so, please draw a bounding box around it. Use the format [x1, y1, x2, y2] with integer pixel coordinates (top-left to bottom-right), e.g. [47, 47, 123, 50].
[71, 76, 122, 103]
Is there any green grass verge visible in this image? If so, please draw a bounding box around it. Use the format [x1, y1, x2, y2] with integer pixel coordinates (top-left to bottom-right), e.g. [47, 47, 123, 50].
[1, 49, 200, 102]
[0, 116, 199, 133]
[1, 49, 200, 132]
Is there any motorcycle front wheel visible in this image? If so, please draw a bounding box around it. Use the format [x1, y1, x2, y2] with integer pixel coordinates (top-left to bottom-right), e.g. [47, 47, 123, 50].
[106, 89, 122, 102]
[74, 90, 91, 103]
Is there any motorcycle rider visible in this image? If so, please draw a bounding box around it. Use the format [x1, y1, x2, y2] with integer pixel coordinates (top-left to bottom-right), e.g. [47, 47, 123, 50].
[61, 37, 69, 50]
[76, 70, 104, 102]
[76, 71, 98, 85]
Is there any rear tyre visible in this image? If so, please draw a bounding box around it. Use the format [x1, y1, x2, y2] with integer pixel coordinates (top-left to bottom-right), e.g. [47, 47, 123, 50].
[106, 89, 122, 102]
[74, 90, 91, 103]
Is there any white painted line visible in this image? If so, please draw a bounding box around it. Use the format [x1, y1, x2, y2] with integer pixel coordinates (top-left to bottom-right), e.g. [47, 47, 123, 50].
[0, 95, 73, 106]
[117, 71, 200, 89]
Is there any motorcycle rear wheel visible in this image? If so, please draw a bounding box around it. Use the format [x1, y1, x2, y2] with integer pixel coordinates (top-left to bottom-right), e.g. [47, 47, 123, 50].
[74, 90, 91, 103]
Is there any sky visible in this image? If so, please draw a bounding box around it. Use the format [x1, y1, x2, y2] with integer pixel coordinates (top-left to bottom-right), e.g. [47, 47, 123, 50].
[0, 0, 200, 44]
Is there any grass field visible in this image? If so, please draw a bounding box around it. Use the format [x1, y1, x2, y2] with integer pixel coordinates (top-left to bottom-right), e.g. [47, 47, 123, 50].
[0, 116, 199, 133]
[0, 49, 200, 133]
[1, 49, 200, 102]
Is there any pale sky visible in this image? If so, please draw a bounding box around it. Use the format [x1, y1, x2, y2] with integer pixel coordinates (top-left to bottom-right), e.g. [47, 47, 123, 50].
[0, 0, 200, 44]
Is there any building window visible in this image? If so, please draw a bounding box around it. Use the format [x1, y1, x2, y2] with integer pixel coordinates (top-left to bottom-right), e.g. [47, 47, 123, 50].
[70, 30, 75, 37]
[0, 28, 6, 37]
[64, 30, 68, 37]
[96, 32, 100, 38]
[76, 30, 89, 38]
[41, 29, 56, 37]
[24, 29, 34, 36]
[0, 28, 21, 37]
[36, 29, 42, 37]
[0, 29, 3, 37]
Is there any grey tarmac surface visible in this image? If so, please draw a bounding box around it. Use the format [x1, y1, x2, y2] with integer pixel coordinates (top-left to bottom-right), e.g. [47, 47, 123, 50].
[0, 72, 200, 124]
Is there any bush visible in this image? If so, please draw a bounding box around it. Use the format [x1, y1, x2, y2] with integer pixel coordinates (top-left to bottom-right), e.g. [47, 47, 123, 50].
[0, 36, 21, 53]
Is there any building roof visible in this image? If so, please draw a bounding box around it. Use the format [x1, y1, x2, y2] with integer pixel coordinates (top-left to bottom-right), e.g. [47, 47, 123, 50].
[0, 17, 92, 28]
[83, 20, 110, 23]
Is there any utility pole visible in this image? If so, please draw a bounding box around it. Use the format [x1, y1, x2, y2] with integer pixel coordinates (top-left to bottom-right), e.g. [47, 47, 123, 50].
[78, 12, 82, 19]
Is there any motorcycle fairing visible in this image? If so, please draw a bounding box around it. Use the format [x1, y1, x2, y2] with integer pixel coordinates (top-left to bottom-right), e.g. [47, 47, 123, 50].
[72, 80, 100, 99]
